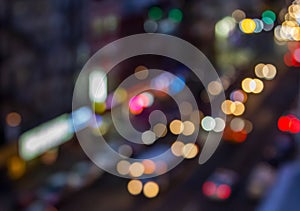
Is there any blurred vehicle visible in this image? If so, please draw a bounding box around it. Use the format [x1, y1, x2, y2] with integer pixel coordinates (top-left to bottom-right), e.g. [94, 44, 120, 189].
[264, 134, 296, 167]
[202, 168, 238, 201]
[246, 162, 276, 200]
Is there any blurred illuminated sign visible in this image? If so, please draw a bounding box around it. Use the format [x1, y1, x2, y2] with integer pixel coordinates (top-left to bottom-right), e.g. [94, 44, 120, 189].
[89, 70, 107, 103]
[19, 107, 94, 161]
[19, 114, 73, 161]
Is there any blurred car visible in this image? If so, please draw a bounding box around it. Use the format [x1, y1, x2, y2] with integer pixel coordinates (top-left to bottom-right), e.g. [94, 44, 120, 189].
[264, 134, 296, 167]
[246, 162, 276, 200]
[202, 168, 238, 201]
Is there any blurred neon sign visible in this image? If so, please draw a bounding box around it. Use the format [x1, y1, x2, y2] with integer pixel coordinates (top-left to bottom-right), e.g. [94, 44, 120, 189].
[19, 114, 73, 160]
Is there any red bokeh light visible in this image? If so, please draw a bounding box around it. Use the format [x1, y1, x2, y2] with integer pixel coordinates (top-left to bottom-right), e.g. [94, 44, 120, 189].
[278, 115, 300, 133]
[278, 116, 291, 132]
[216, 184, 232, 199]
[223, 127, 247, 143]
[129, 96, 144, 115]
[202, 181, 217, 196]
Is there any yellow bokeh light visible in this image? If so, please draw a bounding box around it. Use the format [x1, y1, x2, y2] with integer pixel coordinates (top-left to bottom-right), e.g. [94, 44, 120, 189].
[153, 123, 167, 138]
[129, 162, 145, 177]
[241, 78, 253, 93]
[254, 63, 265, 78]
[239, 18, 256, 34]
[127, 179, 143, 195]
[143, 181, 159, 198]
[252, 79, 264, 94]
[7, 156, 26, 179]
[116, 160, 131, 175]
[232, 101, 245, 116]
[291, 26, 300, 41]
[94, 102, 106, 114]
[282, 20, 298, 28]
[281, 21, 298, 41]
[208, 81, 223, 96]
[230, 117, 245, 132]
[182, 143, 199, 159]
[171, 141, 184, 157]
[221, 100, 235, 115]
[134, 65, 148, 80]
[169, 120, 184, 135]
[142, 159, 156, 175]
[263, 64, 277, 80]
[242, 77, 264, 94]
[288, 4, 300, 19]
[182, 121, 195, 136]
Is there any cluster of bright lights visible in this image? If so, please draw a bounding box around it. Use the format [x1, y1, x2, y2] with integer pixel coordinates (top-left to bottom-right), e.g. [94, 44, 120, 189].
[278, 114, 300, 133]
[144, 6, 183, 33]
[221, 100, 245, 116]
[200, 116, 226, 132]
[127, 179, 160, 198]
[129, 92, 154, 115]
[171, 141, 199, 159]
[239, 10, 276, 34]
[220, 116, 253, 143]
[117, 160, 168, 178]
[274, 2, 300, 41]
[117, 159, 160, 177]
[169, 120, 196, 136]
[254, 63, 277, 80]
[241, 78, 264, 94]
[202, 181, 232, 200]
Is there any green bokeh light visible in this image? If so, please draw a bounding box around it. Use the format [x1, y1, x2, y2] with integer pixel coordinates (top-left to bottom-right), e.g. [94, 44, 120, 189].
[168, 8, 183, 23]
[148, 6, 163, 21]
[262, 16, 274, 25]
[262, 10, 276, 22]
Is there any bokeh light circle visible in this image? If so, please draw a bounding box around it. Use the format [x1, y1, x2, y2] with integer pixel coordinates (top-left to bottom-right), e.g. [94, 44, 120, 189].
[72, 33, 226, 179]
